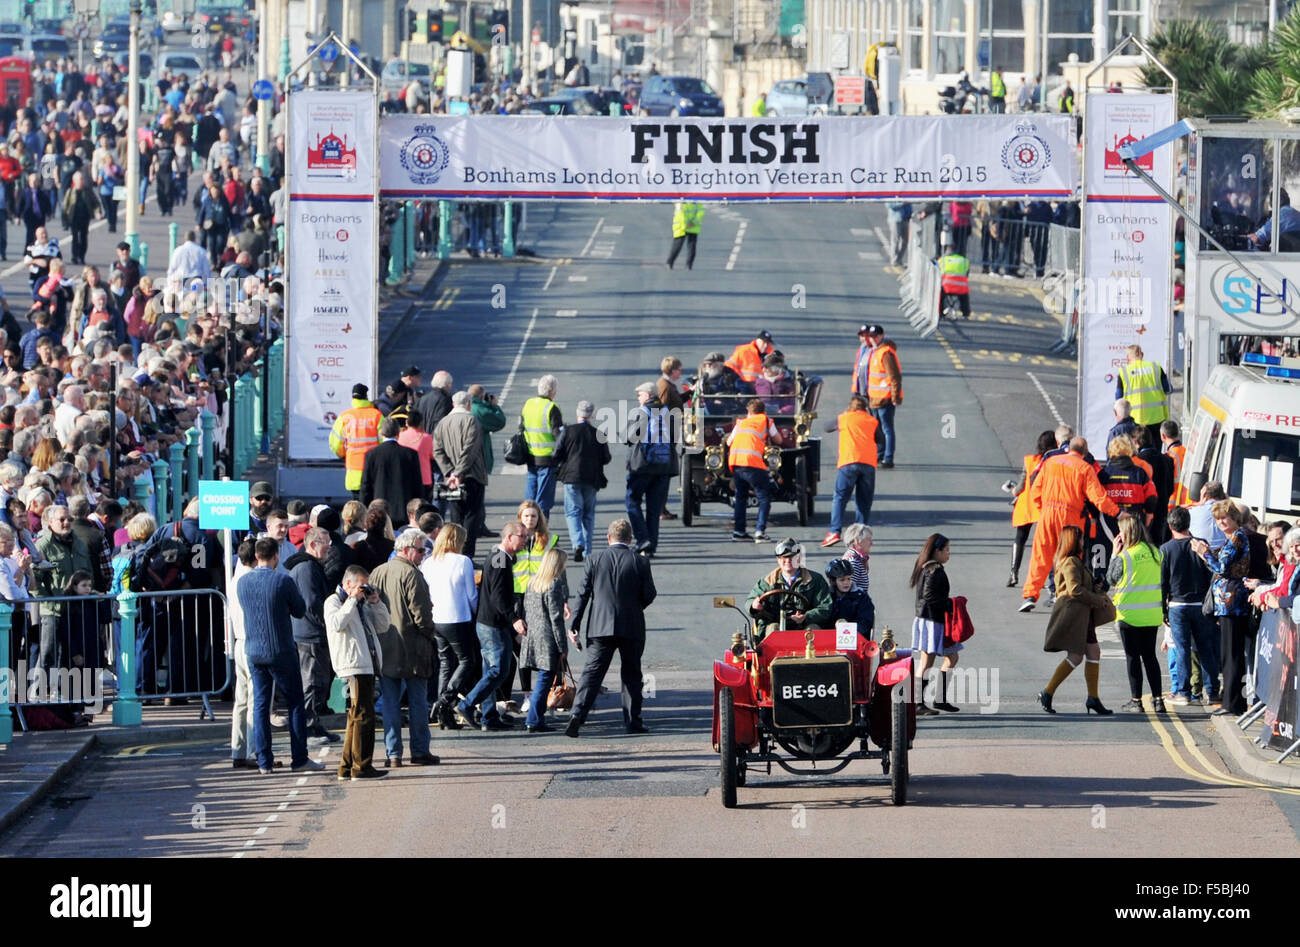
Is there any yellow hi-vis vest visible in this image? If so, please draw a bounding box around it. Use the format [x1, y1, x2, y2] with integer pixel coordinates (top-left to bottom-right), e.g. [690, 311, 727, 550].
[521, 396, 557, 458]
[1112, 542, 1163, 627]
[513, 532, 559, 593]
[990, 72, 1006, 98]
[672, 202, 704, 238]
[1120, 360, 1169, 426]
[939, 253, 970, 293]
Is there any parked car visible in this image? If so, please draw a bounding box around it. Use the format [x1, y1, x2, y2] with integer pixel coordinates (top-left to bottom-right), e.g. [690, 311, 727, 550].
[380, 59, 431, 94]
[34, 18, 65, 35]
[0, 22, 22, 35]
[764, 73, 834, 116]
[551, 86, 624, 115]
[638, 75, 723, 117]
[520, 96, 601, 116]
[155, 51, 204, 79]
[114, 50, 155, 77]
[93, 27, 130, 58]
[160, 10, 188, 31]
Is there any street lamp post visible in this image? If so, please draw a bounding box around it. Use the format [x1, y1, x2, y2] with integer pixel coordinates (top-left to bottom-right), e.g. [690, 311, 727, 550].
[256, 0, 271, 173]
[125, 0, 142, 255]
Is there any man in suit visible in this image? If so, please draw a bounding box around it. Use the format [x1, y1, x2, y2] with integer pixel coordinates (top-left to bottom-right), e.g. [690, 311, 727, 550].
[17, 172, 51, 248]
[566, 518, 657, 737]
[359, 417, 423, 518]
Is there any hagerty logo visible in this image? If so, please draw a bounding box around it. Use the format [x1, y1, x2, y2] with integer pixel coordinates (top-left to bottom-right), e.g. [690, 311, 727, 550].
[1001, 120, 1052, 185]
[400, 124, 451, 185]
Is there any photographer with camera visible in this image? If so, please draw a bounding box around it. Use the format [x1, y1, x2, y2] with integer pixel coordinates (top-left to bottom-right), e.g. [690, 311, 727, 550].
[325, 565, 391, 781]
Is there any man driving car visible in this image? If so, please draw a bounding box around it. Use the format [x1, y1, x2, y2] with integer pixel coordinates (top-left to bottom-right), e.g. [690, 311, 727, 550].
[744, 538, 833, 637]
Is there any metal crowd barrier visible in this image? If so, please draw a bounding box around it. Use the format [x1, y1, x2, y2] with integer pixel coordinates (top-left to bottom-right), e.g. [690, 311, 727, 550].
[899, 231, 941, 338]
[0, 588, 233, 739]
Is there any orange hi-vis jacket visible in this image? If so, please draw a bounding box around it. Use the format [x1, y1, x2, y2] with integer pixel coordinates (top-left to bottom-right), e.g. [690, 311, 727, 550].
[1166, 442, 1189, 508]
[836, 409, 879, 467]
[1012, 453, 1044, 527]
[728, 413, 771, 470]
[330, 399, 382, 492]
[1029, 450, 1120, 527]
[866, 343, 903, 407]
[726, 341, 765, 385]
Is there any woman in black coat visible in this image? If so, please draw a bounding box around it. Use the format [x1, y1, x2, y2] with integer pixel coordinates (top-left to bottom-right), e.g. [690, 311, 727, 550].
[909, 533, 960, 715]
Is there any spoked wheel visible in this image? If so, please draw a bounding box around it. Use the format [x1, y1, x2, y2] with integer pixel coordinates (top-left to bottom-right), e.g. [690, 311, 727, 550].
[719, 687, 738, 809]
[890, 698, 909, 806]
[680, 454, 694, 526]
[795, 456, 810, 526]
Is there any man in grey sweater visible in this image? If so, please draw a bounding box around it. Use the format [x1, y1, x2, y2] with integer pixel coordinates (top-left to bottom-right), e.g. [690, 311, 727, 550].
[434, 390, 489, 558]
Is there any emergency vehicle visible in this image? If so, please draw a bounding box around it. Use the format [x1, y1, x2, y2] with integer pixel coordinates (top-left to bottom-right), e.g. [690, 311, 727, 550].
[1180, 357, 1300, 520]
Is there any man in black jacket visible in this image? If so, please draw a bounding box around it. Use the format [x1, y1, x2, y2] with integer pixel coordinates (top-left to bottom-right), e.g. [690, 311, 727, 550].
[566, 518, 657, 737]
[456, 522, 527, 731]
[286, 527, 338, 744]
[553, 399, 610, 561]
[415, 369, 453, 437]
[16, 173, 52, 248]
[360, 417, 423, 519]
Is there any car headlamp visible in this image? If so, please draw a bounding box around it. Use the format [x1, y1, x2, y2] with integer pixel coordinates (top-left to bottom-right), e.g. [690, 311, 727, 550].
[705, 446, 724, 471]
[764, 446, 781, 472]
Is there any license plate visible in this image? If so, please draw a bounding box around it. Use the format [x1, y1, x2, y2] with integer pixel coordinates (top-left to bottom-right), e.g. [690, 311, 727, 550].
[770, 655, 853, 728]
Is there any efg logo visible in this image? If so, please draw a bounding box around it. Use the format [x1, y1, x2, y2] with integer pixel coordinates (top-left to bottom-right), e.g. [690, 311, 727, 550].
[400, 123, 451, 185]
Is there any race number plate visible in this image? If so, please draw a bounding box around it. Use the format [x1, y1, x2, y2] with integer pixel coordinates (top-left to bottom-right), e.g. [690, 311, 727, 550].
[770, 656, 854, 728]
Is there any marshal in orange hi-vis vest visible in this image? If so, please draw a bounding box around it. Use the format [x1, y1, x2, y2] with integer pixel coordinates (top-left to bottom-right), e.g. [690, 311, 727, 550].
[330, 402, 382, 492]
[728, 413, 771, 470]
[837, 410, 878, 467]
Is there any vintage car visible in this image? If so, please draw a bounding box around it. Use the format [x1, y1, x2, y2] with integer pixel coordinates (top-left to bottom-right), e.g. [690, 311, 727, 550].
[711, 594, 916, 807]
[678, 371, 823, 526]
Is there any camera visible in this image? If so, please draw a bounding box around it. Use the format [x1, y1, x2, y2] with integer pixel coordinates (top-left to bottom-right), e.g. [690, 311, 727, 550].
[360, 584, 375, 596]
[435, 483, 464, 501]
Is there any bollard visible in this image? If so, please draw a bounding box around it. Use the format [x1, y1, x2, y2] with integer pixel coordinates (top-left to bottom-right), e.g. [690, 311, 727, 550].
[201, 410, 216, 481]
[387, 206, 406, 285]
[406, 202, 416, 269]
[234, 373, 251, 476]
[139, 242, 149, 273]
[0, 603, 12, 744]
[252, 369, 264, 447]
[168, 221, 179, 259]
[185, 426, 201, 504]
[133, 470, 155, 519]
[267, 342, 285, 439]
[113, 590, 142, 726]
[151, 459, 170, 523]
[127, 233, 140, 257]
[503, 200, 515, 258]
[437, 199, 453, 259]
[169, 440, 185, 523]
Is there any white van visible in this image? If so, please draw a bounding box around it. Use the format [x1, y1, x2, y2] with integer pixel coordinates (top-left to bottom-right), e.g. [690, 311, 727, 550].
[1180, 360, 1300, 519]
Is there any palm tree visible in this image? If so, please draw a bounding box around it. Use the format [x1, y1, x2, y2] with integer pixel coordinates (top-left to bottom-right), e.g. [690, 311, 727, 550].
[1139, 18, 1260, 118]
[1248, 8, 1300, 118]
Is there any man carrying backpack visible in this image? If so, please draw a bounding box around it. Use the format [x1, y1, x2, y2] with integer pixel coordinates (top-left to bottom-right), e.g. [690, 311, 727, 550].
[624, 381, 676, 558]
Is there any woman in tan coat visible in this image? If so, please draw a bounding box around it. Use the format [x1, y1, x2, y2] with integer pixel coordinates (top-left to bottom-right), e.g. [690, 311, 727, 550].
[1038, 525, 1115, 715]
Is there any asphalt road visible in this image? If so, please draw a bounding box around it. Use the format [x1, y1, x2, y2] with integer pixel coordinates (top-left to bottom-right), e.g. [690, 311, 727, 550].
[6, 200, 1300, 858]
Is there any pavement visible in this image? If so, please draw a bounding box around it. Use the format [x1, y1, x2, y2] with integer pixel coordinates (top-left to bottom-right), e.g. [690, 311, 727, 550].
[6, 200, 1300, 858]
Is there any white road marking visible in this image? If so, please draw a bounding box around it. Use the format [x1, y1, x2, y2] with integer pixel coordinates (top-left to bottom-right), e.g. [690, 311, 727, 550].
[555, 308, 578, 317]
[603, 225, 624, 234]
[287, 789, 299, 797]
[579, 216, 606, 256]
[265, 814, 278, 823]
[295, 777, 308, 786]
[545, 340, 568, 349]
[542, 265, 557, 291]
[858, 250, 883, 261]
[255, 826, 268, 835]
[874, 225, 889, 252]
[1027, 371, 1065, 426]
[277, 801, 289, 810]
[499, 464, 526, 475]
[498, 306, 540, 408]
[725, 218, 748, 272]
[243, 839, 255, 848]
[568, 274, 588, 282]
[851, 227, 872, 237]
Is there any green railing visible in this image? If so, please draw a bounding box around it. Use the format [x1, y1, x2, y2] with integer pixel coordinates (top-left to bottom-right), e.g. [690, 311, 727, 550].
[231, 338, 285, 480]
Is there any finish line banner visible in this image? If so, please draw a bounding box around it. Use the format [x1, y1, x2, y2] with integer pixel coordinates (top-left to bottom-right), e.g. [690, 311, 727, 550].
[287, 90, 379, 463]
[379, 114, 1077, 202]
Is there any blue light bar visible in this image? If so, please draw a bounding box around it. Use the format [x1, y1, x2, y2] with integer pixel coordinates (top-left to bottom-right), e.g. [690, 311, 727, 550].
[1265, 366, 1300, 380]
[1244, 353, 1282, 365]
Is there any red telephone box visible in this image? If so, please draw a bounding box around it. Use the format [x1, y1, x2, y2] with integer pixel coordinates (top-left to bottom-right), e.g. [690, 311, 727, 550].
[0, 57, 32, 108]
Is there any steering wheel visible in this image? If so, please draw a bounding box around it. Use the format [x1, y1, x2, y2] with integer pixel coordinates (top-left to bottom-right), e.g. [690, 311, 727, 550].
[752, 588, 811, 619]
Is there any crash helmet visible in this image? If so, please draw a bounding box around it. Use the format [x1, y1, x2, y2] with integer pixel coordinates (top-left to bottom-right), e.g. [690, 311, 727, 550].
[825, 558, 854, 581]
[774, 538, 803, 559]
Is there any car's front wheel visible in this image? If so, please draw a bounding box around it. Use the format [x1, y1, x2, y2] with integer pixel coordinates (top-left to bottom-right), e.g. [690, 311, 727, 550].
[719, 687, 738, 809]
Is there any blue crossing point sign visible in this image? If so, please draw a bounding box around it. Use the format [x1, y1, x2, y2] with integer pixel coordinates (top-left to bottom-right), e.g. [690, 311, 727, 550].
[252, 79, 274, 100]
[316, 41, 339, 62]
[198, 480, 250, 531]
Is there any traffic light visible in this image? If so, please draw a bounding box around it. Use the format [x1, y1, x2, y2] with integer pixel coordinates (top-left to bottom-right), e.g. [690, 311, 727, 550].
[428, 10, 443, 43]
[408, 9, 417, 37]
[488, 8, 508, 43]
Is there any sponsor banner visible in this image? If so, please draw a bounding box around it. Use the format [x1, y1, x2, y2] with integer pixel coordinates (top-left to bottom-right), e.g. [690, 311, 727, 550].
[289, 90, 376, 198]
[378, 114, 1077, 201]
[1080, 93, 1176, 451]
[286, 200, 376, 461]
[1255, 609, 1298, 751]
[287, 90, 378, 463]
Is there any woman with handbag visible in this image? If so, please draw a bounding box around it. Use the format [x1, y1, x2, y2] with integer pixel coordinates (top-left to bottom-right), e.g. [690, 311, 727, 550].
[1106, 512, 1166, 712]
[909, 533, 960, 716]
[521, 547, 570, 732]
[1192, 500, 1252, 716]
[1039, 525, 1115, 714]
[419, 523, 478, 730]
